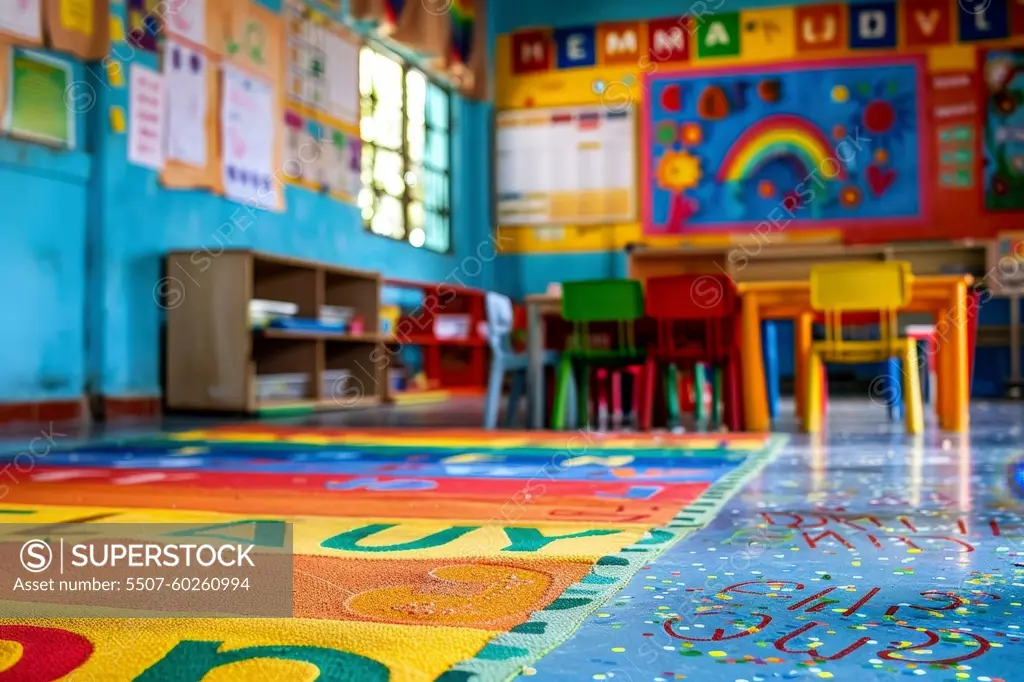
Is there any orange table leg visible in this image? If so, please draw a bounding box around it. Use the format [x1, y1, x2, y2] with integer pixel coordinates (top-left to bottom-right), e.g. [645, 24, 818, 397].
[793, 312, 813, 420]
[949, 281, 969, 432]
[741, 292, 770, 431]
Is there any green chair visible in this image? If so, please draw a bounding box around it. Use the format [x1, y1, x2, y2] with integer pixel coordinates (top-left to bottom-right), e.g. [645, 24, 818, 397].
[551, 279, 646, 430]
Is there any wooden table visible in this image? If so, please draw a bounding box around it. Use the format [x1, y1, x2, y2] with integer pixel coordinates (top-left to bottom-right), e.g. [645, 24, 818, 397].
[737, 275, 974, 433]
[526, 293, 562, 429]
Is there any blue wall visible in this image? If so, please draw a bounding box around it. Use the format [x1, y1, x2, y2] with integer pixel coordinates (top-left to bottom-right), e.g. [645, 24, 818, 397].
[1, 3, 492, 404]
[0, 55, 93, 403]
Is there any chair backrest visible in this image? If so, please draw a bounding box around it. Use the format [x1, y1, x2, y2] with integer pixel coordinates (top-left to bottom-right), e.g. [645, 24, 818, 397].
[811, 261, 913, 350]
[561, 279, 644, 323]
[810, 261, 912, 312]
[485, 291, 514, 356]
[561, 279, 644, 354]
[645, 274, 738, 319]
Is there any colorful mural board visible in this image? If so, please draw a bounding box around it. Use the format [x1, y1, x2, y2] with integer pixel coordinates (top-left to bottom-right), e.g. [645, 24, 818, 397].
[984, 49, 1024, 211]
[0, 426, 784, 680]
[493, 1, 1024, 254]
[642, 57, 926, 235]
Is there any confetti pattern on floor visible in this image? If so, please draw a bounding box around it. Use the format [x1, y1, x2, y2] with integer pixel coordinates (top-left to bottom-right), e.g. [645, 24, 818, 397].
[0, 426, 783, 680]
[521, 421, 1024, 682]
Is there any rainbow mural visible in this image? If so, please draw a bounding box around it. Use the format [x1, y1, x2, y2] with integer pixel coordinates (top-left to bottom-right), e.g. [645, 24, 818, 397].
[642, 57, 926, 235]
[717, 114, 847, 184]
[449, 0, 477, 66]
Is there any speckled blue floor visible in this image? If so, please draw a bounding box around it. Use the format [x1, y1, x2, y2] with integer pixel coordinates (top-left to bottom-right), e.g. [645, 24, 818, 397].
[520, 400, 1024, 682]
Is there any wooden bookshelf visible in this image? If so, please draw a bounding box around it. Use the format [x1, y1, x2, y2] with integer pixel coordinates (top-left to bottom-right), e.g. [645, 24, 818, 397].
[164, 250, 386, 415]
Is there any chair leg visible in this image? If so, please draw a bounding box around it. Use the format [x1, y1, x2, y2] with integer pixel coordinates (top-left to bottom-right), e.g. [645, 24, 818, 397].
[595, 369, 609, 432]
[711, 364, 723, 428]
[762, 320, 780, 420]
[804, 353, 824, 433]
[723, 356, 743, 431]
[484, 358, 506, 430]
[665, 363, 681, 429]
[821, 364, 829, 417]
[904, 340, 925, 435]
[887, 357, 904, 422]
[611, 371, 623, 430]
[576, 363, 592, 430]
[551, 355, 573, 430]
[506, 370, 526, 428]
[639, 356, 656, 431]
[679, 368, 695, 413]
[694, 363, 709, 427]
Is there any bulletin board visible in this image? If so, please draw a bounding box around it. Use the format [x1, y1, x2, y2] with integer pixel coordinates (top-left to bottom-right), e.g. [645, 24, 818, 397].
[983, 49, 1024, 212]
[282, 0, 361, 203]
[496, 105, 637, 226]
[44, 0, 109, 59]
[642, 56, 927, 236]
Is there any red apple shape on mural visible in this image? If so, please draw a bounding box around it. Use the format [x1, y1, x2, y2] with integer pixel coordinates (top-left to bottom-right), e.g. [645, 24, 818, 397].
[660, 84, 681, 112]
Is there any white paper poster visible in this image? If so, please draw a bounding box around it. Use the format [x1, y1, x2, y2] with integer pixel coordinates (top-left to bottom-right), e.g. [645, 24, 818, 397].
[324, 31, 359, 127]
[221, 67, 275, 206]
[164, 41, 207, 167]
[0, 0, 42, 42]
[128, 64, 166, 170]
[165, 0, 205, 46]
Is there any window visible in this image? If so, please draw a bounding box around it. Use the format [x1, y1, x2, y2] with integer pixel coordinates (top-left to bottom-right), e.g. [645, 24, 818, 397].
[359, 45, 452, 253]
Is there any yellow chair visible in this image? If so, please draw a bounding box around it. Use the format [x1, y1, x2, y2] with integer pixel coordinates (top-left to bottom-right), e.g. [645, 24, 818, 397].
[802, 261, 924, 435]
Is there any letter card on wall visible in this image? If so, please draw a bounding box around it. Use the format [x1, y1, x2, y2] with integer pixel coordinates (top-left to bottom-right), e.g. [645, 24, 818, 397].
[496, 105, 637, 226]
[642, 56, 927, 236]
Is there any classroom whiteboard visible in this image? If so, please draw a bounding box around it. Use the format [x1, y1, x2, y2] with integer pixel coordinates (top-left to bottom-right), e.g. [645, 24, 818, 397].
[496, 106, 637, 226]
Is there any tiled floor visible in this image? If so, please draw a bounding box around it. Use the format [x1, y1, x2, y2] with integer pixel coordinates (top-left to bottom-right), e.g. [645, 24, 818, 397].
[2, 397, 1023, 681]
[523, 400, 1024, 681]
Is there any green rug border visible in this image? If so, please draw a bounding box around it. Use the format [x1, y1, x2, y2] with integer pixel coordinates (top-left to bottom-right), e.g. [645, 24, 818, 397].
[438, 434, 788, 682]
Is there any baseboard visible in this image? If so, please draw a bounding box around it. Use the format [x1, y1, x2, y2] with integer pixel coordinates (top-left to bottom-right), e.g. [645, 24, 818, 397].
[96, 396, 162, 421]
[0, 398, 88, 427]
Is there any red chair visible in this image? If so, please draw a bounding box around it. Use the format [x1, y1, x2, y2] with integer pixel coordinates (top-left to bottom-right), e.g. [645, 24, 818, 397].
[640, 274, 744, 431]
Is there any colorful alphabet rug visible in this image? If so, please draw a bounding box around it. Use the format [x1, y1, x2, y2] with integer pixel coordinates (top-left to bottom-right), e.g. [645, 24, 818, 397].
[0, 426, 784, 680]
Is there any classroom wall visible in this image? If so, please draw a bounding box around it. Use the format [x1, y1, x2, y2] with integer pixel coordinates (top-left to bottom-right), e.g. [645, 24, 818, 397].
[490, 0, 1024, 295]
[0, 55, 93, 404]
[1, 1, 492, 406]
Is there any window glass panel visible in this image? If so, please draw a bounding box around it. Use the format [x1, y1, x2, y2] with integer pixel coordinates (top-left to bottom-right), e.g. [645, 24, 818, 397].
[372, 148, 404, 196]
[408, 200, 425, 231]
[425, 129, 447, 170]
[359, 46, 450, 253]
[407, 117, 425, 164]
[406, 70, 426, 124]
[426, 82, 448, 128]
[372, 194, 405, 239]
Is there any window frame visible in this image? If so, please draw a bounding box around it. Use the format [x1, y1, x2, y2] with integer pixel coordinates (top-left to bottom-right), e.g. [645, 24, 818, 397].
[359, 42, 453, 254]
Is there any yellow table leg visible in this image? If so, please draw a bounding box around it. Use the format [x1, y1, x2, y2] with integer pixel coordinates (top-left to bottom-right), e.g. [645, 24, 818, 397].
[949, 281, 969, 432]
[793, 312, 813, 420]
[741, 292, 770, 431]
[804, 351, 824, 433]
